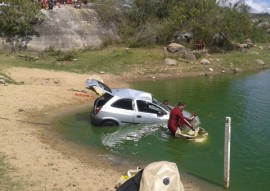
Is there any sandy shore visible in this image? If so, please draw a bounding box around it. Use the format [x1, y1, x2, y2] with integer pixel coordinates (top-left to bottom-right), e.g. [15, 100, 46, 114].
[0, 67, 200, 191]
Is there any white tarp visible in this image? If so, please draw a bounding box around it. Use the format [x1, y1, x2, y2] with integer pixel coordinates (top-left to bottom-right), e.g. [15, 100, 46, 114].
[139, 161, 184, 191]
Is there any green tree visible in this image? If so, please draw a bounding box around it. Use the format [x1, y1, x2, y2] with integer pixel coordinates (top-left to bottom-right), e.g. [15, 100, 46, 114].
[126, 0, 261, 48]
[89, 0, 268, 48]
[116, 0, 180, 46]
[167, 0, 219, 42]
[0, 0, 40, 51]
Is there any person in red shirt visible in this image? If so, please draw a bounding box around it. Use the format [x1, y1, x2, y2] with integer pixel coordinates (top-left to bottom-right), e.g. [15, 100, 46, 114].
[168, 102, 196, 136]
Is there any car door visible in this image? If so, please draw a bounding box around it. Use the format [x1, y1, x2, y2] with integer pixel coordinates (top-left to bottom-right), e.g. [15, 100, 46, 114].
[109, 98, 135, 124]
[134, 100, 169, 124]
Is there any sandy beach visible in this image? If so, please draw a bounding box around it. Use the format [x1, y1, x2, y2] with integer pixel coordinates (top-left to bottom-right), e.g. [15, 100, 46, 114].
[0, 67, 200, 191]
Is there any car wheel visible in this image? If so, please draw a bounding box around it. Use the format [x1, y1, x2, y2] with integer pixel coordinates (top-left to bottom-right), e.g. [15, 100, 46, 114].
[101, 120, 119, 126]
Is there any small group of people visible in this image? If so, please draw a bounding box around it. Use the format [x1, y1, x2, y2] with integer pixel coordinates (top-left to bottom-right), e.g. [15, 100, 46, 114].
[167, 101, 197, 137]
[195, 40, 206, 50]
[40, 0, 87, 10]
[40, 0, 68, 9]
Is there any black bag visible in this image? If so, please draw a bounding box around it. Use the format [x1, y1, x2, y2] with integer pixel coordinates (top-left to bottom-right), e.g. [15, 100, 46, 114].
[116, 170, 144, 191]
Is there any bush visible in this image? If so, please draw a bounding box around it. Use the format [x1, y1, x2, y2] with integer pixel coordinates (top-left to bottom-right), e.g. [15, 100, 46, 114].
[44, 47, 77, 61]
[56, 51, 77, 61]
[44, 46, 62, 56]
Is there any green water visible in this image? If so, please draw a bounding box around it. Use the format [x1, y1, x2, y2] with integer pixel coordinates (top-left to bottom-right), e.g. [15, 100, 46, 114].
[55, 70, 270, 191]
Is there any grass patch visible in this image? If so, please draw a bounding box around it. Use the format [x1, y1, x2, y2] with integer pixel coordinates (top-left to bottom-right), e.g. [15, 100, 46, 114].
[0, 44, 269, 76]
[0, 154, 21, 191]
[0, 46, 165, 74]
[0, 73, 23, 85]
[210, 46, 270, 70]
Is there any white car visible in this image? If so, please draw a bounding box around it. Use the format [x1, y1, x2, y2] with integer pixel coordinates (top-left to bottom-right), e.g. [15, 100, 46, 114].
[85, 79, 172, 126]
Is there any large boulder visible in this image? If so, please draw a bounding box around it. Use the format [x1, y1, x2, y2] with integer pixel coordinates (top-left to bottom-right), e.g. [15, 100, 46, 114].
[234, 68, 243, 73]
[244, 39, 254, 48]
[165, 58, 177, 66]
[166, 43, 185, 53]
[236, 43, 249, 50]
[257, 22, 270, 29]
[256, 59, 265, 65]
[181, 50, 196, 61]
[25, 5, 118, 51]
[200, 59, 211, 65]
[173, 31, 193, 43]
[213, 32, 226, 47]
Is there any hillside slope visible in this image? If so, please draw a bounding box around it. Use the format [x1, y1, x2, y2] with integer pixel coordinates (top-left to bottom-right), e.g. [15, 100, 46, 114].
[27, 4, 117, 51]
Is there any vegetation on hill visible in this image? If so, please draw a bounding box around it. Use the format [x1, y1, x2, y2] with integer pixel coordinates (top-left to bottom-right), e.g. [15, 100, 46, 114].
[0, 0, 269, 51]
[96, 0, 269, 48]
[1, 2, 267, 59]
[0, 0, 40, 51]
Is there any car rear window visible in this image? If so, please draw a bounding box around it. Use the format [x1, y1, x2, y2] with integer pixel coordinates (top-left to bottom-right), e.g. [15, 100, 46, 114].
[111, 99, 133, 110]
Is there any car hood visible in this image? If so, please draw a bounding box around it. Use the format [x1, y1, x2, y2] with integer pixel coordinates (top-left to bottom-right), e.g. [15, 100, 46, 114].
[85, 79, 113, 96]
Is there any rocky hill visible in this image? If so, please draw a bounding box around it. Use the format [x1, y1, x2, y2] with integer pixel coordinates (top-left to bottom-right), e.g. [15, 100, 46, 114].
[27, 3, 118, 51]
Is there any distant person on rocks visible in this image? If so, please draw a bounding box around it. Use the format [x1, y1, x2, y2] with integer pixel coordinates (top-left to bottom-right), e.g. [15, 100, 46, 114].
[56, 0, 61, 7]
[48, 0, 54, 10]
[195, 40, 205, 50]
[168, 102, 196, 137]
[41, 0, 48, 9]
[73, 0, 81, 8]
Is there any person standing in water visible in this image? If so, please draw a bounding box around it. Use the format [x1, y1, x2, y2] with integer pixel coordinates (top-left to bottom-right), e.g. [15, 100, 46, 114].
[168, 101, 196, 137]
[162, 99, 172, 111]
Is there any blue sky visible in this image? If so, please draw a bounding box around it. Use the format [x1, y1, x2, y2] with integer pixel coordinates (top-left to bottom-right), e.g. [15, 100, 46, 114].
[220, 0, 270, 13]
[246, 0, 270, 13]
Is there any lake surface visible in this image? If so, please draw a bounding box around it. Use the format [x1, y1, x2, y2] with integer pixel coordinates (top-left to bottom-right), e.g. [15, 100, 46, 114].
[54, 70, 270, 191]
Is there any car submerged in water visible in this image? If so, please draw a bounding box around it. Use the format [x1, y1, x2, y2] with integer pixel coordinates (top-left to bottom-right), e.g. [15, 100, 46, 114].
[85, 79, 173, 126]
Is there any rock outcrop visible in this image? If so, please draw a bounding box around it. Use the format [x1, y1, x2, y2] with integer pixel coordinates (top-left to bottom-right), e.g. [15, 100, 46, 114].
[26, 4, 118, 51]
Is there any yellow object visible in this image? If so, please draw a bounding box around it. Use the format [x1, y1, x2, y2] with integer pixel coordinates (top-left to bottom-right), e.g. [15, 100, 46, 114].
[115, 168, 142, 189]
[122, 175, 129, 180]
[93, 86, 104, 96]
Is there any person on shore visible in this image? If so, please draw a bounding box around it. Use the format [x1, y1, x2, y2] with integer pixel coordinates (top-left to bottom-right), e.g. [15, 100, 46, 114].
[168, 102, 196, 137]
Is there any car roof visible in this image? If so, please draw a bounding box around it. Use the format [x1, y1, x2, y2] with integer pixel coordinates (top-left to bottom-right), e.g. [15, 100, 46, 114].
[111, 88, 153, 102]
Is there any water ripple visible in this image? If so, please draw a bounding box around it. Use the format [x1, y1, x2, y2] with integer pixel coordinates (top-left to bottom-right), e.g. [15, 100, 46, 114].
[101, 123, 165, 147]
